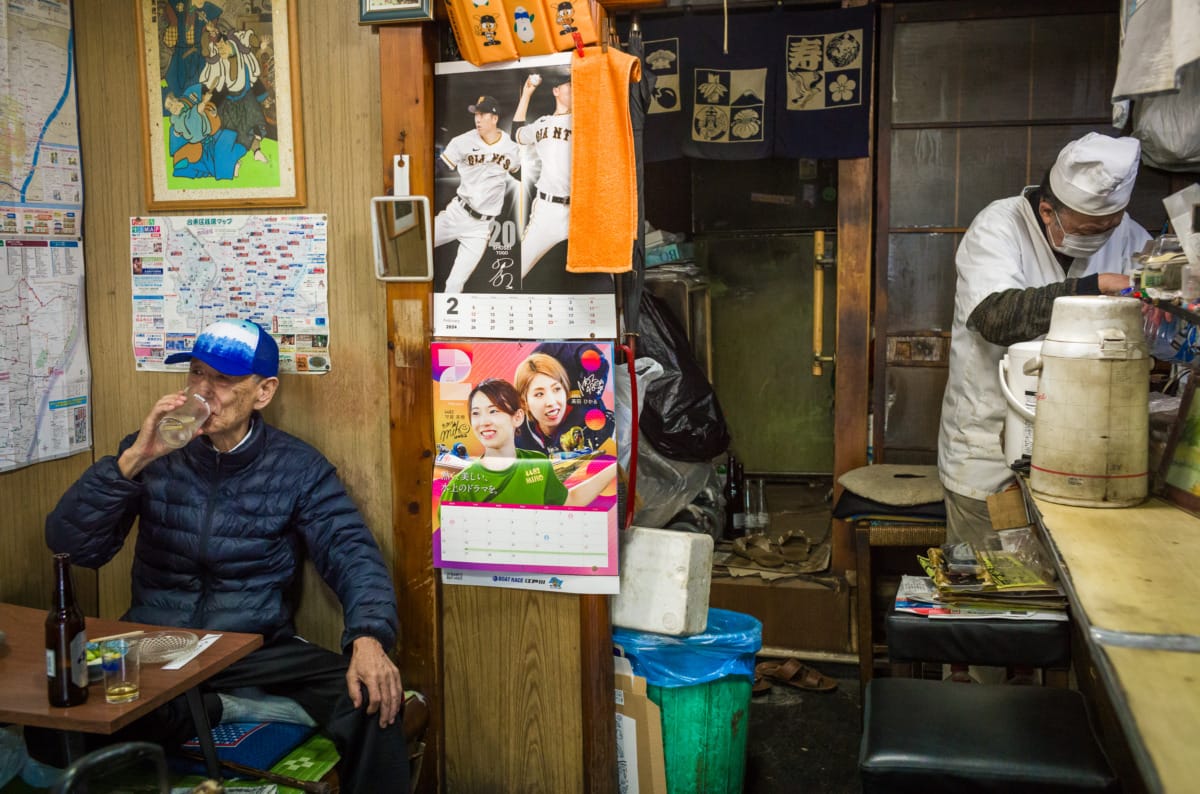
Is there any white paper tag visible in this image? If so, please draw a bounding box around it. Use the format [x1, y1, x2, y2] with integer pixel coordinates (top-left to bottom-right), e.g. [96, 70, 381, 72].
[615, 711, 639, 794]
[162, 633, 221, 670]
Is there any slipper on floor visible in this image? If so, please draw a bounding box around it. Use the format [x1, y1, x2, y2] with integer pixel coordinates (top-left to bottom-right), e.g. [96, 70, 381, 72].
[779, 541, 811, 563]
[733, 536, 785, 568]
[752, 665, 773, 696]
[758, 658, 838, 692]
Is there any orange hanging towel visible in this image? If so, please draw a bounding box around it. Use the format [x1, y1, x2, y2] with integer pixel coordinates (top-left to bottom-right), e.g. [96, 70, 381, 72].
[566, 46, 642, 274]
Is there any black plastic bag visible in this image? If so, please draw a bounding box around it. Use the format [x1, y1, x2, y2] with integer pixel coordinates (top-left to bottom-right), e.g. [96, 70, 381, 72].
[635, 292, 731, 461]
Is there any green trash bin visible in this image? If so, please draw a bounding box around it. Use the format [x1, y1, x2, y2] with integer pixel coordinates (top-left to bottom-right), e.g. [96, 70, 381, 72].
[614, 608, 762, 794]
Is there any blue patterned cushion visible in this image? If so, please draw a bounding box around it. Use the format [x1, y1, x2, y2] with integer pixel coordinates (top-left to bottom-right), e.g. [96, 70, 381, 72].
[178, 721, 317, 772]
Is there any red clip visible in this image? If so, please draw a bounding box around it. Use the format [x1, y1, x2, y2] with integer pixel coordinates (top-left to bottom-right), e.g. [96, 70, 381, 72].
[572, 31, 585, 58]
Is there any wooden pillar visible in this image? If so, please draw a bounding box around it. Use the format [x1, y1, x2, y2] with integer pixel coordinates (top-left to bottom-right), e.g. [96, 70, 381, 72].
[581, 595, 617, 793]
[832, 157, 873, 574]
[831, 0, 876, 575]
[379, 24, 440, 794]
[380, 23, 612, 792]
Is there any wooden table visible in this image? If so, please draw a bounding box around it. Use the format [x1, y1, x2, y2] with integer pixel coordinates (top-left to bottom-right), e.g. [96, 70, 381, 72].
[1027, 493, 1200, 794]
[0, 602, 262, 779]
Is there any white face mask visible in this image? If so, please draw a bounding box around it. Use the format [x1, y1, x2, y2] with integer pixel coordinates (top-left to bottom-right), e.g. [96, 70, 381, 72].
[1051, 208, 1117, 258]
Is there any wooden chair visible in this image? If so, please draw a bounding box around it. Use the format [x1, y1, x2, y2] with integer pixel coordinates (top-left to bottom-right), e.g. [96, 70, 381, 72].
[854, 520, 946, 694]
[179, 689, 431, 793]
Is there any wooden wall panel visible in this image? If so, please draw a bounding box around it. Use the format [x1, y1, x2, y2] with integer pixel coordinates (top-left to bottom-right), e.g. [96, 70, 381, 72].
[66, 1, 390, 655]
[442, 587, 584, 793]
[0, 456, 95, 614]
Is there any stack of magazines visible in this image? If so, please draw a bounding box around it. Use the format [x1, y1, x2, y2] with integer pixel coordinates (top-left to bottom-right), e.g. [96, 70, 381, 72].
[894, 529, 1068, 620]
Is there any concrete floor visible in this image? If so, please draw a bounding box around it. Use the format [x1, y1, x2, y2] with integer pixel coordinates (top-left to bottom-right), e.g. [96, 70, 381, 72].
[745, 661, 862, 794]
[3, 662, 866, 793]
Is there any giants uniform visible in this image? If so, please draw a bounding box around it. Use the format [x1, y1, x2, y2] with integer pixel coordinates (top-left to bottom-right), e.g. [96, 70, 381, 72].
[435, 129, 522, 293]
[514, 112, 572, 278]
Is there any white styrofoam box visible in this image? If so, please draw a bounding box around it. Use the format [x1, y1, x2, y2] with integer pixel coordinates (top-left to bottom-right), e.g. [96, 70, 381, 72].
[610, 526, 714, 636]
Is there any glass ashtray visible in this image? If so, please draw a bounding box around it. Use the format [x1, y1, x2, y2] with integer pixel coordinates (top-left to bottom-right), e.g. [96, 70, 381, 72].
[138, 630, 200, 664]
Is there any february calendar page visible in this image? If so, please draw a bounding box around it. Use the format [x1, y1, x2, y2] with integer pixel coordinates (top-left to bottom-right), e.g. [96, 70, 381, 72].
[431, 55, 618, 340]
[431, 341, 619, 575]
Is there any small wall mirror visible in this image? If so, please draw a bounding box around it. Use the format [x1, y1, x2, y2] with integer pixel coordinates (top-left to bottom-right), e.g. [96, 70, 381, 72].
[371, 195, 433, 282]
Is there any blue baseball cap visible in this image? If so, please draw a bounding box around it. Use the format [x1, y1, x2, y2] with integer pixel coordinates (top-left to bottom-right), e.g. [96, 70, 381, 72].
[164, 319, 280, 377]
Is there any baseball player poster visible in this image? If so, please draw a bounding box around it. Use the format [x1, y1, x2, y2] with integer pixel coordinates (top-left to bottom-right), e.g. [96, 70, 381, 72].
[432, 340, 620, 593]
[432, 53, 617, 340]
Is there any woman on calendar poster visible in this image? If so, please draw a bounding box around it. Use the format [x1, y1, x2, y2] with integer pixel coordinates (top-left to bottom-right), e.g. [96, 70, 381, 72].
[438, 378, 616, 508]
[433, 55, 612, 298]
[513, 342, 616, 459]
[432, 341, 617, 506]
[431, 341, 619, 573]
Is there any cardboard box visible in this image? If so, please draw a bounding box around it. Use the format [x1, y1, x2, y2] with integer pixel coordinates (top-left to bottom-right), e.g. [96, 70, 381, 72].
[987, 485, 1030, 530]
[614, 655, 667, 794]
[708, 575, 850, 654]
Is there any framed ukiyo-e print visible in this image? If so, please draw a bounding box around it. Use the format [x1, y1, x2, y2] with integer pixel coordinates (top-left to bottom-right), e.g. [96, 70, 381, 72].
[137, 0, 306, 210]
[359, 0, 433, 24]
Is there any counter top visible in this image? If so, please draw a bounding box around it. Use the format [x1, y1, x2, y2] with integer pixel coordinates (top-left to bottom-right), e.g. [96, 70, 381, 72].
[1030, 493, 1200, 794]
[1033, 496, 1200, 639]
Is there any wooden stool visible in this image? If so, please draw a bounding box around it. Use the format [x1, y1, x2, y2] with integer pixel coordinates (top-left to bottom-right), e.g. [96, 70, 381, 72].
[854, 520, 946, 693]
[860, 678, 1118, 793]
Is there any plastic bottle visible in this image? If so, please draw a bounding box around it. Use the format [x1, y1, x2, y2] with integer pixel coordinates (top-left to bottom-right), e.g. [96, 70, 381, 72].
[46, 553, 88, 707]
[1183, 263, 1200, 302]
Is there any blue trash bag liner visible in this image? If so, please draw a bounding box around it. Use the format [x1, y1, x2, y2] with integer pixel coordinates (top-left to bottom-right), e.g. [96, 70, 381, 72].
[612, 608, 763, 688]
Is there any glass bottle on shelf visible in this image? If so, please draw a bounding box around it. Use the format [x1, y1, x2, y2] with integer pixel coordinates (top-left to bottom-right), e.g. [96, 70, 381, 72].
[723, 454, 741, 540]
[732, 462, 747, 537]
[752, 478, 770, 534]
[744, 478, 760, 533]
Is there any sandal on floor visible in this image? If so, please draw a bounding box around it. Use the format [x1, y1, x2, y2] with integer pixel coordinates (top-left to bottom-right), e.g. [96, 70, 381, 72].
[757, 658, 838, 692]
[733, 536, 785, 568]
[752, 664, 773, 696]
[778, 540, 812, 563]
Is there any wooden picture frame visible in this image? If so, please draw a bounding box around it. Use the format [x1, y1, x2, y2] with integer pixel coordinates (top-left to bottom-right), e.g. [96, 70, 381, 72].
[137, 0, 306, 210]
[359, 0, 434, 24]
[1160, 368, 1200, 513]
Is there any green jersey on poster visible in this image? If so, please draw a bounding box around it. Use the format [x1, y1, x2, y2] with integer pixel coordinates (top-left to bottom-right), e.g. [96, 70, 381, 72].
[440, 449, 568, 506]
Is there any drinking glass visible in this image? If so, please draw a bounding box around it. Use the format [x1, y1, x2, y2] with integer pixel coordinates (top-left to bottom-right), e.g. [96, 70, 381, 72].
[157, 393, 211, 449]
[753, 478, 770, 533]
[101, 639, 140, 704]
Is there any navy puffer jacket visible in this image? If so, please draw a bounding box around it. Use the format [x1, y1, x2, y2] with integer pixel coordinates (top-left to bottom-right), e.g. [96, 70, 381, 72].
[46, 414, 398, 652]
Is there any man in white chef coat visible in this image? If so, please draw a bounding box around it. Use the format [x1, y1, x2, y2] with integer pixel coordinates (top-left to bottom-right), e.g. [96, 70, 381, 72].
[938, 132, 1152, 548]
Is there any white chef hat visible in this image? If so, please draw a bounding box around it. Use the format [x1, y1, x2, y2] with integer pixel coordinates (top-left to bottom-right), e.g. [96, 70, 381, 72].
[1049, 132, 1141, 216]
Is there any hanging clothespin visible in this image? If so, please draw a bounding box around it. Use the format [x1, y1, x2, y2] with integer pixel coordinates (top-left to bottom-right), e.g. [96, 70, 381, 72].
[573, 31, 585, 58]
[601, 16, 610, 53]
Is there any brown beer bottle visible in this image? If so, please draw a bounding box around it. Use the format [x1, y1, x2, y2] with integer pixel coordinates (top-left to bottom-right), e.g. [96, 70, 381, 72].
[46, 553, 88, 707]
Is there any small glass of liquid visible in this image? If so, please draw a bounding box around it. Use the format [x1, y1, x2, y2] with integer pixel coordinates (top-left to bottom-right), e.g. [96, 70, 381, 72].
[101, 639, 140, 704]
[157, 393, 211, 449]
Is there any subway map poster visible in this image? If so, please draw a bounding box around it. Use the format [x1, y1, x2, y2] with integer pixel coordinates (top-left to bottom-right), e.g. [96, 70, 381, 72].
[0, 0, 92, 472]
[129, 214, 331, 375]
